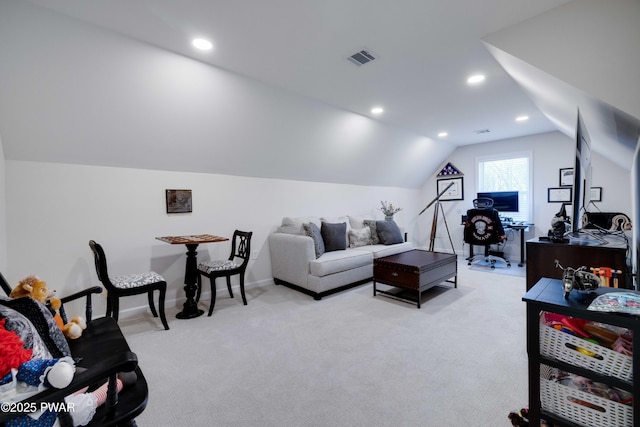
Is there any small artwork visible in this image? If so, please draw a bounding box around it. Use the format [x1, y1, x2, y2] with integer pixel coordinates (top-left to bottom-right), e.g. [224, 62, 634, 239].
[547, 187, 572, 203]
[591, 187, 603, 202]
[437, 177, 464, 201]
[559, 168, 574, 186]
[166, 189, 192, 213]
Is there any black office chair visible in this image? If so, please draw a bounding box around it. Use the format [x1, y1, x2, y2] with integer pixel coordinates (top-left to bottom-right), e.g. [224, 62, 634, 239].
[196, 230, 252, 316]
[89, 240, 170, 330]
[464, 198, 511, 269]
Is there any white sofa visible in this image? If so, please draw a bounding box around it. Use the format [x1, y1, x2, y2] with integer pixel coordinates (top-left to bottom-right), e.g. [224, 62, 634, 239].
[269, 215, 414, 300]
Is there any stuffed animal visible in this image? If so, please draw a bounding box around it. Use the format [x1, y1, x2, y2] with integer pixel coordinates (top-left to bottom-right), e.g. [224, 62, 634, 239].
[10, 275, 86, 340]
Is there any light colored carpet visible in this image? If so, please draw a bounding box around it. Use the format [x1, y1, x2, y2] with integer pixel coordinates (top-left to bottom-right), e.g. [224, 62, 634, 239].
[119, 259, 528, 426]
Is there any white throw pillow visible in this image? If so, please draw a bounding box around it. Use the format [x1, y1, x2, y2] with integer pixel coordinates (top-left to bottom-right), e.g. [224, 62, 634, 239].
[349, 227, 372, 248]
[280, 216, 321, 235]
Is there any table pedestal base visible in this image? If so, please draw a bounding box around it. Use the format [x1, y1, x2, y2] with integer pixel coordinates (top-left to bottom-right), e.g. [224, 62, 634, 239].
[176, 308, 204, 319]
[176, 243, 204, 319]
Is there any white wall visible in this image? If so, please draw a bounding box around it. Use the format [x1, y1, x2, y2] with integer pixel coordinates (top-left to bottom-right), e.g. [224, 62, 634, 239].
[420, 131, 633, 260]
[4, 132, 634, 317]
[5, 160, 418, 316]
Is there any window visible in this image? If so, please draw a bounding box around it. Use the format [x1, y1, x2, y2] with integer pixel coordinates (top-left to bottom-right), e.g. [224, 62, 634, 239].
[477, 152, 532, 222]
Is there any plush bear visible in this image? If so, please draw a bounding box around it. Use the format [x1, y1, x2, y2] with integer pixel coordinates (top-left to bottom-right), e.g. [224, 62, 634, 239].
[10, 275, 86, 340]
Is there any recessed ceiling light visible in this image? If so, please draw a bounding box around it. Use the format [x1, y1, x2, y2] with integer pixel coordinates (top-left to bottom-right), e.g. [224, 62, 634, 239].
[516, 115, 529, 122]
[371, 107, 384, 115]
[192, 38, 213, 51]
[467, 74, 485, 85]
[438, 132, 448, 137]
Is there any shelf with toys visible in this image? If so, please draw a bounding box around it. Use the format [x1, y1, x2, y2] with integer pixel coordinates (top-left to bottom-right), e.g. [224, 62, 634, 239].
[523, 277, 640, 427]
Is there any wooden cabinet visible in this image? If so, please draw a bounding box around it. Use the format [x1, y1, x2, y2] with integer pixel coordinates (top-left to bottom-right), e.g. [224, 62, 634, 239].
[523, 278, 640, 426]
[526, 238, 630, 290]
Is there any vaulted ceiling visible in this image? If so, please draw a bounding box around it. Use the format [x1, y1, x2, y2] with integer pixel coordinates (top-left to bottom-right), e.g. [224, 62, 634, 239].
[0, 0, 638, 188]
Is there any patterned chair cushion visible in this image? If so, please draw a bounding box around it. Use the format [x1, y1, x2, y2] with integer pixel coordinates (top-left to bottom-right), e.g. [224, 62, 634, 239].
[111, 271, 165, 289]
[198, 260, 240, 274]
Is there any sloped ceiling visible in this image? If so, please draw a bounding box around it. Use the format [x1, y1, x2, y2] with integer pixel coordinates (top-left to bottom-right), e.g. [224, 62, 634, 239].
[483, 0, 640, 170]
[2, 0, 638, 189]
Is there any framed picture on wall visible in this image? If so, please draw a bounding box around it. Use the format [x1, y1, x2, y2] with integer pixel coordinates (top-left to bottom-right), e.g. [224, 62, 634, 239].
[559, 168, 574, 186]
[166, 189, 192, 213]
[547, 187, 572, 203]
[591, 187, 603, 202]
[437, 177, 464, 201]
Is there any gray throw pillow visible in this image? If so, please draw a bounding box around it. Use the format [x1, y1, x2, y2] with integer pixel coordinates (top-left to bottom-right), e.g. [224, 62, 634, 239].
[363, 219, 380, 245]
[376, 220, 404, 245]
[321, 222, 347, 252]
[303, 222, 325, 258]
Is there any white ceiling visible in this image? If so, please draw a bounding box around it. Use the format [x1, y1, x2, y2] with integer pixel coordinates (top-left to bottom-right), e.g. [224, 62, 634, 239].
[22, 0, 569, 147]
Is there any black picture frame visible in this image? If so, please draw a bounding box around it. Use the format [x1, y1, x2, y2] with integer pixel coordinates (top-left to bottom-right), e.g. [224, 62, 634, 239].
[437, 177, 464, 201]
[559, 168, 574, 186]
[547, 187, 572, 203]
[591, 187, 603, 202]
[166, 189, 192, 213]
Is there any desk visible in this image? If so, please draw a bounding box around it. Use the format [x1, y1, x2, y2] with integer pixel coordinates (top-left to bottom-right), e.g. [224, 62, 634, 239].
[525, 237, 629, 290]
[505, 223, 534, 267]
[156, 234, 228, 319]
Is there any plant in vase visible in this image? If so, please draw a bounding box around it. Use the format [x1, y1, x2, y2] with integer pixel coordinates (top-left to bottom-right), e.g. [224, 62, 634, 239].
[380, 201, 402, 220]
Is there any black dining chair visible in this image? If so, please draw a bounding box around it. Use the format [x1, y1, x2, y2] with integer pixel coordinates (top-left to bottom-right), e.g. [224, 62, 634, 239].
[89, 240, 169, 330]
[196, 230, 253, 316]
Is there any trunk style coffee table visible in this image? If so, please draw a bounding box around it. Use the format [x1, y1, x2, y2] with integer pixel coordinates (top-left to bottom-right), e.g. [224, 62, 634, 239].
[373, 250, 457, 308]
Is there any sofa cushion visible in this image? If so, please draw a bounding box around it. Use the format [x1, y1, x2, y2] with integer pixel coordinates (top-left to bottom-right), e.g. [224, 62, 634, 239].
[309, 249, 373, 277]
[321, 222, 347, 252]
[348, 227, 371, 248]
[303, 222, 325, 258]
[281, 216, 321, 235]
[367, 242, 415, 258]
[363, 219, 380, 245]
[376, 220, 404, 245]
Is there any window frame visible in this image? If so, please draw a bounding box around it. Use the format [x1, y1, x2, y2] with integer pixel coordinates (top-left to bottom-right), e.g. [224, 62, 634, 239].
[475, 150, 533, 222]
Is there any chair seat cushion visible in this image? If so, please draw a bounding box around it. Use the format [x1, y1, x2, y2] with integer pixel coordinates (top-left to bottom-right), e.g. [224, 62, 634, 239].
[111, 272, 165, 289]
[198, 260, 240, 274]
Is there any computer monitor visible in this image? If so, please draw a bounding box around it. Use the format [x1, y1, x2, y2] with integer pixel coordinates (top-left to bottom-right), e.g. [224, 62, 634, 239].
[571, 109, 593, 232]
[476, 191, 519, 213]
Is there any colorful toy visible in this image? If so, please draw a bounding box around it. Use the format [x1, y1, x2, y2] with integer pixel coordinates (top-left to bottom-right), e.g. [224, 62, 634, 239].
[10, 275, 86, 340]
[554, 260, 600, 298]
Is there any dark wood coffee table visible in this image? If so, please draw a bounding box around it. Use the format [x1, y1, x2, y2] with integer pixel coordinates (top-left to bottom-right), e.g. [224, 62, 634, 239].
[373, 250, 457, 308]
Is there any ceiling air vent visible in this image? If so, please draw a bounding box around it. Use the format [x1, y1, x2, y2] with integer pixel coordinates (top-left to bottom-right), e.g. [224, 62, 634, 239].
[473, 129, 491, 134]
[347, 50, 376, 66]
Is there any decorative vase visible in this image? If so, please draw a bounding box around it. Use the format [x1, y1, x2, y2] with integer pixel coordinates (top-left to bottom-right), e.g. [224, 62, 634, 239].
[385, 215, 394, 221]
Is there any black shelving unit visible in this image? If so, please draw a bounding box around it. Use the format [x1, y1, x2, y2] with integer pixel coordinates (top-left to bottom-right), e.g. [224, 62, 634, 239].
[523, 278, 640, 426]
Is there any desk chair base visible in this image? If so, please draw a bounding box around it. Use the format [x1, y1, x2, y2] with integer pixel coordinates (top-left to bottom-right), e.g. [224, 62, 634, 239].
[467, 254, 511, 269]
